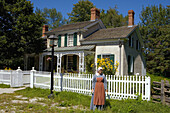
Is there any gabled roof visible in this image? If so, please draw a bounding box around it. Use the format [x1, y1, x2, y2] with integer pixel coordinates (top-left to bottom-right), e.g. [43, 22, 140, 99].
[83, 25, 138, 41]
[46, 21, 97, 33]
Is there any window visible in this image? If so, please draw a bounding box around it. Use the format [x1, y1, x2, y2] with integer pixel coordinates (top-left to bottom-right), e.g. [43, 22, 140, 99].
[68, 34, 73, 46]
[129, 36, 134, 47]
[97, 54, 114, 67]
[136, 40, 140, 50]
[68, 56, 73, 70]
[128, 55, 134, 74]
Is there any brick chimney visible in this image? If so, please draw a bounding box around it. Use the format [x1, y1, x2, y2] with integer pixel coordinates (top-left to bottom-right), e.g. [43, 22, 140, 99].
[91, 8, 100, 21]
[128, 10, 135, 27]
[42, 25, 48, 37]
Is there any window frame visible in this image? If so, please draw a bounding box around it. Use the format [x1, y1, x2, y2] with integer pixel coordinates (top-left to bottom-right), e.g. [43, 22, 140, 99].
[128, 55, 134, 75]
[136, 40, 140, 51]
[129, 36, 134, 48]
[67, 34, 74, 47]
[97, 54, 115, 67]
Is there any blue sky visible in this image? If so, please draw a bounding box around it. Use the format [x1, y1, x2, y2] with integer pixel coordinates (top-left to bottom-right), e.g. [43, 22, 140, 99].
[30, 0, 169, 25]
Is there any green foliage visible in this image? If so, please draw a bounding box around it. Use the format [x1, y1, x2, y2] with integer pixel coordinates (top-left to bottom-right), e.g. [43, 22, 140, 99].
[0, 84, 10, 88]
[85, 53, 95, 74]
[68, 0, 95, 23]
[35, 7, 67, 30]
[0, 0, 46, 69]
[139, 4, 170, 76]
[147, 72, 170, 83]
[100, 6, 128, 28]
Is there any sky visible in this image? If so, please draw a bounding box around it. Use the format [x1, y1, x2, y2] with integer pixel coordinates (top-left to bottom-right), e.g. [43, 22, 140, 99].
[30, 0, 169, 25]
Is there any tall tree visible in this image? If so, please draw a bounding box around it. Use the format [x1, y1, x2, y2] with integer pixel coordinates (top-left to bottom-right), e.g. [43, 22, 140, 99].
[0, 0, 45, 69]
[68, 0, 95, 23]
[100, 7, 128, 28]
[35, 8, 67, 30]
[139, 4, 169, 76]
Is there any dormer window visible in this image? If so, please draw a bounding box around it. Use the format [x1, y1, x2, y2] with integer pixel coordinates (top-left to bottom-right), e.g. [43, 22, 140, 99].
[67, 33, 77, 47]
[68, 34, 74, 46]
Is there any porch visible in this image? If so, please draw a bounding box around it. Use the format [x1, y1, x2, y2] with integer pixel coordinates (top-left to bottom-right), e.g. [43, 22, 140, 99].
[39, 45, 95, 74]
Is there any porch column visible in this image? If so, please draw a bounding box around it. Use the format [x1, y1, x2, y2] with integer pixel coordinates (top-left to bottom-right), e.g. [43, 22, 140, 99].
[79, 52, 85, 74]
[39, 54, 44, 71]
[57, 54, 62, 73]
[82, 52, 85, 72]
[79, 53, 81, 74]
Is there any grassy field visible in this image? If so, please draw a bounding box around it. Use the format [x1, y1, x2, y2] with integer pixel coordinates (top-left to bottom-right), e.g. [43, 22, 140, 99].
[147, 72, 170, 83]
[0, 87, 169, 113]
[0, 84, 10, 88]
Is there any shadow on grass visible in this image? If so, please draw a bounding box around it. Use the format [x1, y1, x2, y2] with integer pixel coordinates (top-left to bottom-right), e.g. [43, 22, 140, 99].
[105, 99, 111, 109]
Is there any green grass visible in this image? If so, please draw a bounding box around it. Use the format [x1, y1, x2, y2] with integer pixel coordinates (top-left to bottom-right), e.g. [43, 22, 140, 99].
[13, 87, 170, 113]
[147, 72, 170, 83]
[0, 83, 10, 88]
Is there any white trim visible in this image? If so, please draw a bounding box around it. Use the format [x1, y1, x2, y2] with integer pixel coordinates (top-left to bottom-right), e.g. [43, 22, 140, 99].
[81, 39, 123, 45]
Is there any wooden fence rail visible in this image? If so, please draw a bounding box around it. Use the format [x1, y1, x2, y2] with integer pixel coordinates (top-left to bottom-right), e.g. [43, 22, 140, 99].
[152, 80, 170, 105]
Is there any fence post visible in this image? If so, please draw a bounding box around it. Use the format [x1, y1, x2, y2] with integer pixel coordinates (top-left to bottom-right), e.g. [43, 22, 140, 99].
[161, 80, 165, 104]
[145, 76, 151, 101]
[30, 67, 36, 88]
[16, 67, 23, 87]
[16, 67, 22, 71]
[60, 73, 63, 91]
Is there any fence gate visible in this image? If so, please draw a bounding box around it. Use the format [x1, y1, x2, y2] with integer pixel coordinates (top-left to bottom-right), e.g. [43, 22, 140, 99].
[11, 71, 23, 87]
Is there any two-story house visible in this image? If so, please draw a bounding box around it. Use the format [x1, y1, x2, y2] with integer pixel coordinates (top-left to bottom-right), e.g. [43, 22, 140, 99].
[24, 8, 146, 75]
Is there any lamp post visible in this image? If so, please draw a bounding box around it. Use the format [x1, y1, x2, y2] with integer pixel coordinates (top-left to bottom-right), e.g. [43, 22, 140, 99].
[48, 34, 57, 98]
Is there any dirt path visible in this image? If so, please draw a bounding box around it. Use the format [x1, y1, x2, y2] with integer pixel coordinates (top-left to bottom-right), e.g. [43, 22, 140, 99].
[0, 85, 28, 94]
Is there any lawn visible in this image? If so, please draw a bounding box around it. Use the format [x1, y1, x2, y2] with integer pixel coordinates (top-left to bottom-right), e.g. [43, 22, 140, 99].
[0, 87, 169, 113]
[0, 84, 10, 88]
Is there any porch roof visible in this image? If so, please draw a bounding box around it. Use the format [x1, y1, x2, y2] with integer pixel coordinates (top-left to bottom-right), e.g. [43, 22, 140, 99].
[44, 45, 95, 52]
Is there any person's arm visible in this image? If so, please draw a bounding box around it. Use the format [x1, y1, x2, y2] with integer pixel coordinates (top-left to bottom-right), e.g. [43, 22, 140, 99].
[104, 75, 108, 94]
[92, 75, 96, 93]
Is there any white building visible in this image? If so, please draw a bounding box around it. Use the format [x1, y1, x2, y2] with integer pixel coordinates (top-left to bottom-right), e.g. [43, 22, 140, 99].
[24, 8, 146, 76]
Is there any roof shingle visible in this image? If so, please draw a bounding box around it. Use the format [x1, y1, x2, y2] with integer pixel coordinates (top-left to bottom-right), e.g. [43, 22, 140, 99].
[83, 25, 137, 41]
[46, 21, 96, 33]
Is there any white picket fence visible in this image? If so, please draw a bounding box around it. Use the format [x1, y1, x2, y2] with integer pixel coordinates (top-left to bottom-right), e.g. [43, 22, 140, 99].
[30, 70, 151, 101]
[0, 67, 30, 87]
[0, 68, 23, 87]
